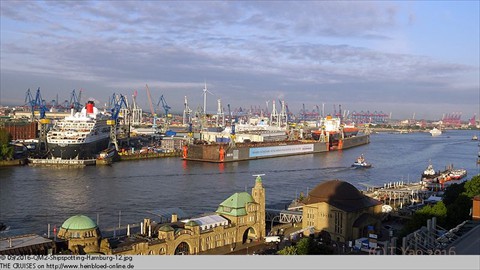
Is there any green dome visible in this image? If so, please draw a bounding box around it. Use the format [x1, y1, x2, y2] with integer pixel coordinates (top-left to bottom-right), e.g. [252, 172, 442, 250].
[158, 225, 174, 232]
[61, 215, 97, 230]
[185, 220, 199, 227]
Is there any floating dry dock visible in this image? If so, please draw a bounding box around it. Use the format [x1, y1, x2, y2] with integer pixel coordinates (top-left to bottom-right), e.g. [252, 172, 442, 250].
[184, 134, 370, 162]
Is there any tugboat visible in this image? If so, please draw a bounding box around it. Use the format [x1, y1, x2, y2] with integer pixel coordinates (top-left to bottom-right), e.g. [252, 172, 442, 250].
[421, 163, 438, 180]
[352, 154, 372, 168]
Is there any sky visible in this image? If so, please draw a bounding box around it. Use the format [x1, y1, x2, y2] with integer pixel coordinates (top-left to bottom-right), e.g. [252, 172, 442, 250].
[1, 0, 479, 120]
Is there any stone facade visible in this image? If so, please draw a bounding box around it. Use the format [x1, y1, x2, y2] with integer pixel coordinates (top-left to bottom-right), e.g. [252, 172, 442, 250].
[302, 180, 382, 243]
[63, 177, 266, 255]
[56, 215, 102, 254]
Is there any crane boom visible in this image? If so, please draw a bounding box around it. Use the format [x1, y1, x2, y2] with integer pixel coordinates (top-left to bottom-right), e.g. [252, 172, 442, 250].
[145, 84, 155, 116]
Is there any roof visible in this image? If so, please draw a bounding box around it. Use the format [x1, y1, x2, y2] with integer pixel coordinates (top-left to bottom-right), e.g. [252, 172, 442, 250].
[0, 234, 53, 252]
[304, 180, 381, 212]
[61, 215, 97, 230]
[158, 225, 174, 232]
[185, 220, 199, 227]
[216, 192, 255, 217]
[182, 215, 228, 231]
[147, 208, 188, 222]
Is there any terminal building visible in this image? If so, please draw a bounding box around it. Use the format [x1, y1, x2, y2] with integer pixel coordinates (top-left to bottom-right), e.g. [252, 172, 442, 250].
[302, 180, 383, 243]
[54, 175, 266, 255]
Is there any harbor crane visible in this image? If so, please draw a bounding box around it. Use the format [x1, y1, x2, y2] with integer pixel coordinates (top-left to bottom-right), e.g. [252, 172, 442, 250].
[157, 94, 172, 132]
[107, 93, 127, 151]
[182, 96, 193, 126]
[145, 84, 157, 130]
[69, 89, 83, 112]
[24, 87, 50, 152]
[157, 95, 171, 117]
[24, 87, 48, 120]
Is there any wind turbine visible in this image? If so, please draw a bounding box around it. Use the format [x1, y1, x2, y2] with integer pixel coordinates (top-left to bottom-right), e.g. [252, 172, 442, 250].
[202, 81, 214, 115]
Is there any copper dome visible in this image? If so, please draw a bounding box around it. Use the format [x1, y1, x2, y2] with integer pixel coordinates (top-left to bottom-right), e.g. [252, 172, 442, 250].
[304, 180, 381, 211]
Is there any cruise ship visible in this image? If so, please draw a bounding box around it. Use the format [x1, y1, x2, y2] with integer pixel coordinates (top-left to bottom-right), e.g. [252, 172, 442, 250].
[47, 101, 112, 159]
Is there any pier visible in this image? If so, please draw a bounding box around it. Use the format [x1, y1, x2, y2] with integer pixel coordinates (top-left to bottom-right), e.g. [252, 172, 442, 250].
[362, 181, 433, 212]
[28, 158, 96, 167]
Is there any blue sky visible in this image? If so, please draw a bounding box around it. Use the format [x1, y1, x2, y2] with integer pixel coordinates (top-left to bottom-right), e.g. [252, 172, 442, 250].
[1, 0, 478, 120]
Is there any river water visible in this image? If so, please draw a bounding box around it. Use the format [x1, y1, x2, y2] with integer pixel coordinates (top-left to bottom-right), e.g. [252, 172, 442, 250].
[1, 130, 479, 236]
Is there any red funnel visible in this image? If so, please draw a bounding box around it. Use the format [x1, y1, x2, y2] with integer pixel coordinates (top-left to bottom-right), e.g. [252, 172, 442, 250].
[86, 102, 94, 114]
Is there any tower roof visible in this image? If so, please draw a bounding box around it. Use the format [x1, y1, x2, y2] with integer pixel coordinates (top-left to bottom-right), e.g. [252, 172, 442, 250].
[216, 192, 254, 217]
[158, 225, 174, 232]
[61, 215, 97, 230]
[304, 180, 381, 212]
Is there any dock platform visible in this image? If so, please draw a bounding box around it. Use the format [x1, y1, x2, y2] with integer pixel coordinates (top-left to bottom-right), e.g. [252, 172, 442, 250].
[28, 158, 96, 167]
[362, 181, 433, 211]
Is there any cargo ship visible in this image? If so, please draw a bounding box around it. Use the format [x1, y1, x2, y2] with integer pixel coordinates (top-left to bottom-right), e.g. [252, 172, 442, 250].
[183, 115, 370, 162]
[47, 101, 112, 159]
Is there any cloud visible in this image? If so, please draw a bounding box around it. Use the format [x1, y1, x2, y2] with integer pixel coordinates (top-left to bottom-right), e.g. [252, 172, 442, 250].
[1, 1, 478, 119]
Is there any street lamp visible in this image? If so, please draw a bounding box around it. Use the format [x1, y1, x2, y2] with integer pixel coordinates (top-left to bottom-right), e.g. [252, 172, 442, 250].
[270, 215, 280, 235]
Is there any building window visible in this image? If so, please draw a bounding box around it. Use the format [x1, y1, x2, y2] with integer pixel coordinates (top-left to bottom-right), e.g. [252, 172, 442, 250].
[334, 211, 343, 235]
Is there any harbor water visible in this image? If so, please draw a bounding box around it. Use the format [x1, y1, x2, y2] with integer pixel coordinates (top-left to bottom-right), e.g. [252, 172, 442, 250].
[1, 130, 479, 236]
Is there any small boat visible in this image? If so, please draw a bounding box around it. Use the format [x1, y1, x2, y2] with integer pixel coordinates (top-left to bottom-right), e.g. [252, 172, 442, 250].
[96, 147, 117, 165]
[429, 127, 442, 137]
[421, 163, 438, 179]
[472, 135, 478, 141]
[352, 155, 372, 168]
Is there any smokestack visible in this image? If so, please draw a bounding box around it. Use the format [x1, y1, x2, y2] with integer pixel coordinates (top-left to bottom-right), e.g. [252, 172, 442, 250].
[171, 213, 178, 223]
[86, 101, 94, 114]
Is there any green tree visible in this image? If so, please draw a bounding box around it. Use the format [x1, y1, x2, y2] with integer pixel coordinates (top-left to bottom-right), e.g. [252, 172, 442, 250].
[401, 201, 448, 236]
[295, 237, 312, 255]
[442, 183, 465, 206]
[277, 245, 297, 255]
[0, 129, 13, 160]
[446, 195, 472, 228]
[464, 175, 480, 198]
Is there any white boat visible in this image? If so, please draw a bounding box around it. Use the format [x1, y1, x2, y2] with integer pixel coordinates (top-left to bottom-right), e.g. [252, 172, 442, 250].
[429, 127, 442, 137]
[352, 154, 372, 168]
